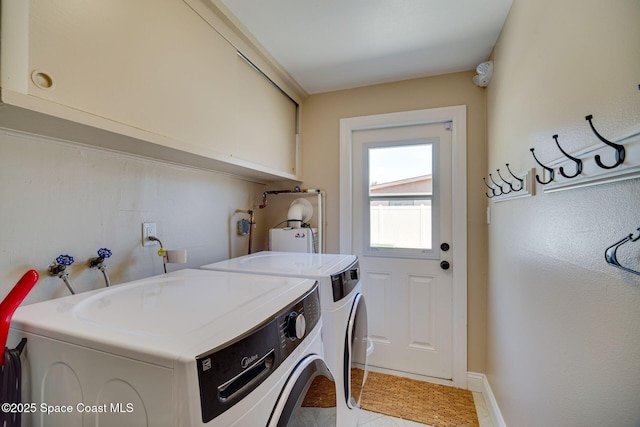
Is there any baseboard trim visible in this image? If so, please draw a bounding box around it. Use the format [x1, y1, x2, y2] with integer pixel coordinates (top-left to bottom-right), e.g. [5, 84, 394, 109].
[467, 372, 507, 427]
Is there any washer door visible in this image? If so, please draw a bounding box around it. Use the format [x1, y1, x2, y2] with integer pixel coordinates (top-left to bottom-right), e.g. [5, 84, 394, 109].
[268, 354, 336, 427]
[344, 293, 368, 409]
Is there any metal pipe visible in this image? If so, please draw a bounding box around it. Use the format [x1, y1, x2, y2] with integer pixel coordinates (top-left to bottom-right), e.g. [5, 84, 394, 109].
[236, 209, 255, 254]
[60, 274, 77, 295]
[99, 266, 111, 288]
[258, 186, 302, 209]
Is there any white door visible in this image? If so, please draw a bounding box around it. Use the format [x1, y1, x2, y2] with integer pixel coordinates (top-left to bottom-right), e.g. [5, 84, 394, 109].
[340, 107, 467, 385]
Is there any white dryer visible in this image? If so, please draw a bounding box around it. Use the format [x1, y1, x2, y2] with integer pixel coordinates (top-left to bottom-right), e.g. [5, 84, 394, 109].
[201, 251, 369, 427]
[8, 269, 336, 426]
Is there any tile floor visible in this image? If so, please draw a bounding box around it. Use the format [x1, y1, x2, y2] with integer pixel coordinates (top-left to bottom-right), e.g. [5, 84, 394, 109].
[296, 389, 494, 427]
[357, 392, 494, 427]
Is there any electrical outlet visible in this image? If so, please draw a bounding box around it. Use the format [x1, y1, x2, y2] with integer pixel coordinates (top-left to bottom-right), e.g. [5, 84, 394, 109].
[142, 222, 157, 247]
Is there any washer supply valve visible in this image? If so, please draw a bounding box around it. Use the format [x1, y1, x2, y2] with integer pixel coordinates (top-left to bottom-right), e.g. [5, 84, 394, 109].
[89, 248, 112, 268]
[89, 248, 113, 287]
[48, 254, 77, 294]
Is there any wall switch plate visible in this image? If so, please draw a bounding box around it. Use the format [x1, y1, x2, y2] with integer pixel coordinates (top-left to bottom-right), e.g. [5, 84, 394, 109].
[142, 222, 157, 246]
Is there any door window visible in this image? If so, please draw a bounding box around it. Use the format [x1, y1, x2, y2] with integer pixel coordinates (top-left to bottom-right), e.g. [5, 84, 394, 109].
[363, 139, 439, 259]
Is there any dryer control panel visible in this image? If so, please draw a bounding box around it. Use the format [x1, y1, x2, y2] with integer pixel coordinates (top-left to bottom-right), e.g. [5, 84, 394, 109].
[278, 284, 321, 353]
[195, 282, 320, 423]
[330, 259, 360, 302]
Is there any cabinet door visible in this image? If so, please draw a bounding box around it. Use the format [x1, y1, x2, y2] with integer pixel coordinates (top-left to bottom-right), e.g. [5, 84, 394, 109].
[28, 0, 237, 158]
[233, 54, 298, 176]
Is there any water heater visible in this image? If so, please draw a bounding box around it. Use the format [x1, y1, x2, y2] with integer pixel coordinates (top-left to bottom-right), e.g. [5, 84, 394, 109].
[269, 198, 317, 252]
[269, 228, 317, 253]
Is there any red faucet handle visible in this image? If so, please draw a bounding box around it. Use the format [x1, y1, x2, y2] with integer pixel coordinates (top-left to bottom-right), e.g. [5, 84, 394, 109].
[0, 270, 40, 363]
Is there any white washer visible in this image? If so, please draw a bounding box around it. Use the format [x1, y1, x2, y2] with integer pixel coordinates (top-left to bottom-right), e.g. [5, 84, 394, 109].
[201, 251, 369, 427]
[8, 268, 335, 427]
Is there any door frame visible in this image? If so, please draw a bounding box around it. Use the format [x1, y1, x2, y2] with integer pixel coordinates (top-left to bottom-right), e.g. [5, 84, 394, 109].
[339, 106, 467, 388]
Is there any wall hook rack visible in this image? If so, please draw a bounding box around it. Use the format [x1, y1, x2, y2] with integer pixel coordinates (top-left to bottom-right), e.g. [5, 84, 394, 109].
[496, 168, 516, 192]
[505, 163, 524, 191]
[586, 114, 626, 169]
[496, 169, 514, 192]
[552, 134, 583, 178]
[605, 227, 640, 276]
[489, 173, 508, 194]
[485, 167, 535, 202]
[529, 148, 555, 184]
[537, 115, 639, 193]
[482, 177, 497, 198]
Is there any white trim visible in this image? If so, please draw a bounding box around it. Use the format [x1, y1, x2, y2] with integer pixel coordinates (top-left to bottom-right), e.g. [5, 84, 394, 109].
[339, 105, 467, 388]
[467, 372, 485, 393]
[468, 372, 507, 427]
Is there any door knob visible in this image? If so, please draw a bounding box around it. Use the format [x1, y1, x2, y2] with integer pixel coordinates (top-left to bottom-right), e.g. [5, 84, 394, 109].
[440, 261, 450, 270]
[440, 243, 450, 251]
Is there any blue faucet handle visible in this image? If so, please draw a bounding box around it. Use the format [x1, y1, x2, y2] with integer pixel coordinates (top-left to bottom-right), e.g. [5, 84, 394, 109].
[56, 254, 74, 266]
[97, 248, 112, 259]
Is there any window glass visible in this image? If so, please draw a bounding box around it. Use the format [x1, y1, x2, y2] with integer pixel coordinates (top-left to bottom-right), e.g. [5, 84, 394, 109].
[370, 199, 432, 250]
[366, 143, 435, 255]
[368, 144, 432, 196]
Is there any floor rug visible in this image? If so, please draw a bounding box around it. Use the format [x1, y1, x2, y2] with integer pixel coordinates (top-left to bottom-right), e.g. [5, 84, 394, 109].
[360, 371, 479, 427]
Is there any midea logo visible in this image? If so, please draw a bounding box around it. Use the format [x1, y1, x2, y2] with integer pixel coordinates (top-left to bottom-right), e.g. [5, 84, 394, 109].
[241, 354, 258, 369]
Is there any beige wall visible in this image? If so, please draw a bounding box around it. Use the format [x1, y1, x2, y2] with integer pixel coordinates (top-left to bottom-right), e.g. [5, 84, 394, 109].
[300, 71, 489, 373]
[486, 0, 640, 426]
[0, 129, 267, 304]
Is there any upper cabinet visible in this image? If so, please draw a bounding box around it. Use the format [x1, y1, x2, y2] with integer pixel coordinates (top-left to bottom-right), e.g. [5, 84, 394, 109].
[0, 0, 305, 182]
[233, 54, 298, 175]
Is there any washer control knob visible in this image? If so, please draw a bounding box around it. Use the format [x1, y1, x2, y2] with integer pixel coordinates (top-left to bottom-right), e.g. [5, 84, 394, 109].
[286, 312, 306, 341]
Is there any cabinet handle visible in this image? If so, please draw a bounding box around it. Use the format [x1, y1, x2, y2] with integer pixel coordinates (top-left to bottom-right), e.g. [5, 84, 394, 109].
[31, 70, 55, 90]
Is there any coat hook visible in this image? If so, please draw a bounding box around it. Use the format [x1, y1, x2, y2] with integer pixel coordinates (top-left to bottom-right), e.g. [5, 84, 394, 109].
[552, 134, 583, 178]
[496, 169, 514, 193]
[529, 148, 555, 185]
[585, 114, 625, 169]
[489, 173, 506, 195]
[505, 163, 524, 191]
[482, 177, 497, 198]
[604, 228, 640, 276]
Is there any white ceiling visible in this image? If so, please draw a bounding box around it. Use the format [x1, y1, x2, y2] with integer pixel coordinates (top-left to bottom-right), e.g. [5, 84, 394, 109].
[219, 0, 514, 94]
